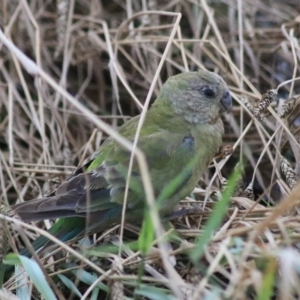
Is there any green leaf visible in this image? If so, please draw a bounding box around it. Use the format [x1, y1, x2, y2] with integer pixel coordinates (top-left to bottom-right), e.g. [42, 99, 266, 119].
[91, 286, 100, 300]
[4, 254, 56, 300]
[135, 285, 176, 300]
[84, 241, 139, 257]
[190, 165, 242, 265]
[257, 257, 276, 300]
[57, 274, 83, 298]
[138, 212, 155, 254]
[84, 244, 119, 256]
[70, 265, 108, 292]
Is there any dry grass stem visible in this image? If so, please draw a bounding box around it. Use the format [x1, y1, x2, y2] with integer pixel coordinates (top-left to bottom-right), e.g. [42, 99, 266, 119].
[1, 0, 300, 298]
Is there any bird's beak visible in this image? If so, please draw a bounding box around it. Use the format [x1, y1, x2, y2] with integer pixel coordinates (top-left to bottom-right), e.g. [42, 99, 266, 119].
[220, 90, 232, 112]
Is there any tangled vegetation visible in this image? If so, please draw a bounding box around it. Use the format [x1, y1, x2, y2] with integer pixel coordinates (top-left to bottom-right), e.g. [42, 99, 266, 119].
[1, 0, 300, 299]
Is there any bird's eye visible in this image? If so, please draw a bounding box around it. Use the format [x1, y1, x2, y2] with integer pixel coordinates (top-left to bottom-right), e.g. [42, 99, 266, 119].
[202, 87, 215, 98]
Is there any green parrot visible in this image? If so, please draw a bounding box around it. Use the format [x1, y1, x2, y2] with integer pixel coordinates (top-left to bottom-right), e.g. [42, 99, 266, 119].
[10, 70, 232, 255]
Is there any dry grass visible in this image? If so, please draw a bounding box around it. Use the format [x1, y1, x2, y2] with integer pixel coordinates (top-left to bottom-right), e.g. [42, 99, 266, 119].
[1, 0, 300, 299]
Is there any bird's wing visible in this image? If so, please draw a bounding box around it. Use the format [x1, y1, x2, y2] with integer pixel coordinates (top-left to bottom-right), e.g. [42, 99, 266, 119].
[93, 128, 196, 208]
[12, 123, 195, 221]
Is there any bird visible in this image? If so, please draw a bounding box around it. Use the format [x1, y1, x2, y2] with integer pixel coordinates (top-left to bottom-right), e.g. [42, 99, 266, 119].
[10, 70, 232, 255]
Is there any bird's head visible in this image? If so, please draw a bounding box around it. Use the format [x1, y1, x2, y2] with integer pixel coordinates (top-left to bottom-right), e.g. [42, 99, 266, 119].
[157, 70, 232, 124]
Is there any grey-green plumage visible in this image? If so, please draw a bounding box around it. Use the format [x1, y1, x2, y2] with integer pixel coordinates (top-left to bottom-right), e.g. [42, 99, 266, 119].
[12, 70, 231, 240]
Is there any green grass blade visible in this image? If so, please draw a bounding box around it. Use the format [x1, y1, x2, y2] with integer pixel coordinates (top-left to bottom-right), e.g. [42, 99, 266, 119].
[190, 165, 242, 265]
[4, 253, 56, 300]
